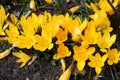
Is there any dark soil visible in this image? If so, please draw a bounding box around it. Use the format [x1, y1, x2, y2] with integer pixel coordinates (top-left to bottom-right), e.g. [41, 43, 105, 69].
[0, 54, 119, 80]
[0, 54, 61, 80]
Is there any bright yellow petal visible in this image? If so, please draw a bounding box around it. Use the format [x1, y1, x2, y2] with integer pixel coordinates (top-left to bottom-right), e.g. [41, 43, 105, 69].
[95, 53, 101, 60]
[55, 28, 68, 44]
[10, 14, 17, 24]
[13, 51, 31, 68]
[6, 22, 19, 37]
[111, 34, 116, 44]
[95, 67, 102, 75]
[33, 35, 51, 51]
[79, 19, 88, 32]
[0, 5, 9, 35]
[106, 48, 120, 65]
[88, 55, 94, 61]
[48, 43, 53, 50]
[100, 49, 107, 52]
[53, 53, 61, 60]
[102, 54, 107, 62]
[0, 5, 5, 15]
[107, 59, 113, 65]
[88, 62, 95, 68]
[56, 43, 71, 59]
[77, 61, 85, 71]
[88, 53, 106, 74]
[87, 47, 95, 55]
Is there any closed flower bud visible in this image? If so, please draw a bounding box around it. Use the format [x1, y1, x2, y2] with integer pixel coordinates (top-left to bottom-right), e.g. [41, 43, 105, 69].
[69, 6, 80, 14]
[0, 48, 11, 59]
[30, 0, 36, 11]
[45, 0, 53, 4]
[59, 64, 73, 80]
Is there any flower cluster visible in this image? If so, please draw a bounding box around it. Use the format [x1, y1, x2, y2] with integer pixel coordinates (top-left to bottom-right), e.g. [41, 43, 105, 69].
[0, 0, 120, 79]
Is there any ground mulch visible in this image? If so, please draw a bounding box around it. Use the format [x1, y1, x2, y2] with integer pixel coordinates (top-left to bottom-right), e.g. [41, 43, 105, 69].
[0, 54, 61, 80]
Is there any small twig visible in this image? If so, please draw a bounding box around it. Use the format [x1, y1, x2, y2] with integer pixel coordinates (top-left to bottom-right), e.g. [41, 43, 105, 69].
[28, 56, 37, 66]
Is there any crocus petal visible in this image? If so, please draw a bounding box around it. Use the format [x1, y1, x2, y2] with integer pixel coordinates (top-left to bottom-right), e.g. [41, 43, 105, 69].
[107, 60, 113, 65]
[102, 54, 107, 62]
[88, 62, 95, 68]
[13, 51, 31, 68]
[111, 35, 116, 44]
[87, 47, 95, 55]
[95, 67, 102, 75]
[53, 54, 61, 60]
[77, 61, 85, 71]
[59, 64, 73, 80]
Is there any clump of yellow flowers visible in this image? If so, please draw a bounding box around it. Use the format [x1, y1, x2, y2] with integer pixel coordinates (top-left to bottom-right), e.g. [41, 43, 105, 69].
[0, 0, 120, 79]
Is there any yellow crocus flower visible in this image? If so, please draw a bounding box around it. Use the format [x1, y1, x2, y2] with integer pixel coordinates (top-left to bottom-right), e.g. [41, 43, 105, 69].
[59, 13, 87, 43]
[20, 14, 39, 36]
[27, 13, 41, 32]
[60, 13, 74, 32]
[6, 21, 35, 49]
[106, 48, 120, 65]
[6, 22, 19, 37]
[88, 53, 107, 75]
[41, 15, 60, 38]
[33, 34, 53, 51]
[82, 21, 100, 45]
[55, 28, 68, 44]
[59, 14, 83, 32]
[6, 18, 36, 49]
[53, 43, 71, 60]
[73, 45, 95, 71]
[72, 18, 88, 43]
[13, 51, 31, 68]
[90, 10, 112, 33]
[13, 35, 35, 49]
[97, 31, 116, 52]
